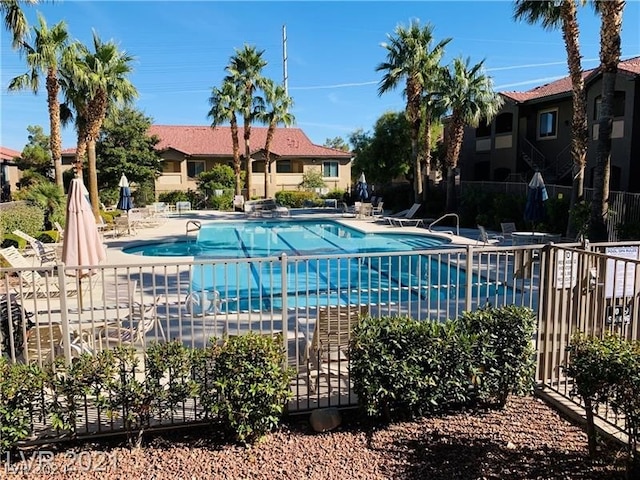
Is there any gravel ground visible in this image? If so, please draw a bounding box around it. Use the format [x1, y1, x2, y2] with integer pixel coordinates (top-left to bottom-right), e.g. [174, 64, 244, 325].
[5, 396, 626, 479]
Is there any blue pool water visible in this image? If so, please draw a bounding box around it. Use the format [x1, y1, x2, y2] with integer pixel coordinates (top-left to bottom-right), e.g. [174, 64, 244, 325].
[124, 220, 450, 257]
[125, 220, 507, 312]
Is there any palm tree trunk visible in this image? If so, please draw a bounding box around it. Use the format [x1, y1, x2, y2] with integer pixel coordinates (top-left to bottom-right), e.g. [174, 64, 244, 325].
[421, 107, 432, 203]
[46, 69, 63, 189]
[244, 124, 252, 199]
[589, 0, 624, 242]
[87, 138, 100, 220]
[231, 121, 242, 196]
[589, 72, 615, 242]
[445, 117, 465, 213]
[561, 0, 587, 238]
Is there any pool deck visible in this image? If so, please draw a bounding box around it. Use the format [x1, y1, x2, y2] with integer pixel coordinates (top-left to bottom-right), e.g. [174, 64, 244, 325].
[102, 208, 481, 265]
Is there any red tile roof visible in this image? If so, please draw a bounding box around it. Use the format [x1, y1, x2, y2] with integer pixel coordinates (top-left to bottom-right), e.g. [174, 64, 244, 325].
[149, 125, 351, 158]
[0, 146, 21, 161]
[501, 56, 640, 103]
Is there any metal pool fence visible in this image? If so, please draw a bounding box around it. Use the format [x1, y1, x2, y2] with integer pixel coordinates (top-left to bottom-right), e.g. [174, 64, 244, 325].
[2, 240, 640, 447]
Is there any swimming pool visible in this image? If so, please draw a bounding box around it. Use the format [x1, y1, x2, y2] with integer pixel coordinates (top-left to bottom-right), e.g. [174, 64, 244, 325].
[124, 220, 507, 313]
[124, 219, 451, 258]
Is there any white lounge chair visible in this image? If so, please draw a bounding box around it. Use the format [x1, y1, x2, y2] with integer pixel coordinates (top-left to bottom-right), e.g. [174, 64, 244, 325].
[12, 229, 58, 265]
[382, 203, 422, 226]
[0, 246, 77, 298]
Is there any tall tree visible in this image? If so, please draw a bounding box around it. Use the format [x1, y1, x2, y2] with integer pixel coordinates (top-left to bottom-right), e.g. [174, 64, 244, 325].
[96, 106, 162, 191]
[1, 0, 35, 48]
[376, 19, 450, 203]
[514, 0, 587, 238]
[258, 78, 295, 198]
[323, 137, 350, 152]
[588, 0, 626, 241]
[208, 80, 243, 195]
[349, 112, 412, 187]
[60, 32, 137, 219]
[224, 45, 267, 199]
[442, 57, 503, 213]
[9, 13, 70, 188]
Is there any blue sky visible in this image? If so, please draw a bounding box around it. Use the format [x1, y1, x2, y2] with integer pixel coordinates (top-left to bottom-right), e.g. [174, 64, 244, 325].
[1, 0, 639, 151]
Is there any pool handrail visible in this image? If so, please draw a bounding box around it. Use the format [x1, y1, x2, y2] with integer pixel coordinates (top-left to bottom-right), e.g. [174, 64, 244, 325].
[186, 220, 201, 237]
[428, 213, 459, 236]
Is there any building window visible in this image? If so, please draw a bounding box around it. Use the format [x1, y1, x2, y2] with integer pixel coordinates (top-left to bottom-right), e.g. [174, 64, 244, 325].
[475, 120, 491, 137]
[594, 91, 626, 119]
[538, 109, 557, 139]
[323, 161, 338, 177]
[187, 161, 205, 178]
[276, 160, 292, 173]
[495, 113, 513, 134]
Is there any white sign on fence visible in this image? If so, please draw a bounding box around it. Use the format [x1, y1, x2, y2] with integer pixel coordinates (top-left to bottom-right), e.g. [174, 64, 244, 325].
[605, 246, 639, 298]
[555, 250, 577, 289]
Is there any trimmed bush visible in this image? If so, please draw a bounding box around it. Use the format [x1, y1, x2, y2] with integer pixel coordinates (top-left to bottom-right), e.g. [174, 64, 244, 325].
[0, 357, 44, 453]
[458, 305, 536, 407]
[275, 190, 318, 208]
[198, 333, 293, 444]
[0, 203, 45, 239]
[350, 316, 474, 421]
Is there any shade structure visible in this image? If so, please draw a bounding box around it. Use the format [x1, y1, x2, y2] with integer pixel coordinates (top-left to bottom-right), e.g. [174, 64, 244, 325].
[356, 173, 368, 201]
[117, 174, 133, 211]
[524, 171, 549, 226]
[62, 178, 107, 278]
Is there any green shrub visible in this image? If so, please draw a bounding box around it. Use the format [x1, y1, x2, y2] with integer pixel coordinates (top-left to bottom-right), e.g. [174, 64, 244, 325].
[275, 190, 318, 208]
[564, 333, 634, 458]
[0, 203, 45, 238]
[0, 357, 44, 453]
[1, 233, 27, 249]
[458, 305, 536, 408]
[198, 333, 292, 444]
[158, 190, 190, 204]
[207, 191, 233, 211]
[350, 316, 474, 421]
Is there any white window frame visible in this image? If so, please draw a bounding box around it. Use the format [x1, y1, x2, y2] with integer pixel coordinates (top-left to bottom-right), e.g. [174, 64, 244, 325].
[538, 109, 558, 139]
[323, 161, 339, 178]
[187, 160, 205, 178]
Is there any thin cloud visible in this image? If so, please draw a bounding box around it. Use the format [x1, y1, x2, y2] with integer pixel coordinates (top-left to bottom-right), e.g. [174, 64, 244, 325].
[487, 58, 599, 72]
[496, 76, 565, 90]
[291, 81, 378, 91]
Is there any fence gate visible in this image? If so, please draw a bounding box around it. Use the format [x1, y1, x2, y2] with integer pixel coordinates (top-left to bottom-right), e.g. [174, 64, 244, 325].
[537, 242, 640, 435]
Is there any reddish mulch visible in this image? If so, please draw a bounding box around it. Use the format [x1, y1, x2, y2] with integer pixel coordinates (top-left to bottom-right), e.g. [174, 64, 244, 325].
[5, 396, 627, 479]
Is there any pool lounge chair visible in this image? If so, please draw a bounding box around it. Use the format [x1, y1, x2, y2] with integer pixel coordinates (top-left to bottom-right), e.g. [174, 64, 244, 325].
[382, 203, 422, 226]
[12, 229, 58, 265]
[0, 246, 77, 299]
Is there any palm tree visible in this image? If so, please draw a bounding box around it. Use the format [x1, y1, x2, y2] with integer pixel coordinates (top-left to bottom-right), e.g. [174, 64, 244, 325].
[225, 45, 267, 200]
[9, 13, 70, 188]
[376, 19, 450, 203]
[589, 0, 626, 242]
[60, 32, 137, 219]
[258, 78, 295, 198]
[442, 57, 503, 212]
[1, 0, 36, 48]
[208, 80, 243, 195]
[419, 68, 448, 202]
[514, 0, 587, 238]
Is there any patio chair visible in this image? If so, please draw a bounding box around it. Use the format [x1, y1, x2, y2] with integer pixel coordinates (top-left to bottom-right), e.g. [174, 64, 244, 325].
[24, 322, 64, 365]
[12, 229, 58, 265]
[96, 279, 164, 350]
[477, 225, 504, 245]
[371, 201, 384, 216]
[0, 246, 77, 299]
[500, 222, 517, 242]
[302, 304, 369, 393]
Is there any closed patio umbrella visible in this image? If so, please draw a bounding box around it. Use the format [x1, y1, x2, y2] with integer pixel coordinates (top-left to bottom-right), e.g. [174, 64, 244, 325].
[356, 173, 368, 202]
[62, 178, 107, 304]
[117, 174, 133, 212]
[524, 171, 548, 228]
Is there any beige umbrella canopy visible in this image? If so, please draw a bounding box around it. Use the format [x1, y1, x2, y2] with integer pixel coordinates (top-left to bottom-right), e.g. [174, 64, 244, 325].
[62, 178, 106, 277]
